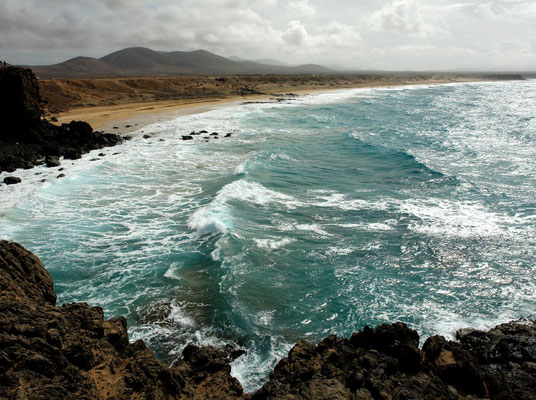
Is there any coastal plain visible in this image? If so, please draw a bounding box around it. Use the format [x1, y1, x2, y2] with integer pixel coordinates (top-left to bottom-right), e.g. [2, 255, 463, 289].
[39, 73, 515, 130]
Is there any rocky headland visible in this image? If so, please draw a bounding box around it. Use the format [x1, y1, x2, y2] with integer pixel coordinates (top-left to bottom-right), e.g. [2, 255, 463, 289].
[0, 66, 124, 179]
[1, 240, 535, 400]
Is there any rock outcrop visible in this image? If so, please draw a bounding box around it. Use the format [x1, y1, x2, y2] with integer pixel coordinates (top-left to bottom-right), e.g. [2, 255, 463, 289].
[254, 321, 536, 400]
[0, 67, 124, 174]
[1, 240, 535, 399]
[0, 241, 244, 400]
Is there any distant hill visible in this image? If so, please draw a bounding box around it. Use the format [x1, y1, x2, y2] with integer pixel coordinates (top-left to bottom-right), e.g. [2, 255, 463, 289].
[229, 55, 292, 67]
[30, 47, 334, 79]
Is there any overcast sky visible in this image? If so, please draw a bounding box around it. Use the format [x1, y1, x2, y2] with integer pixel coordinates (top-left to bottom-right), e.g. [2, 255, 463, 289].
[1, 0, 535, 70]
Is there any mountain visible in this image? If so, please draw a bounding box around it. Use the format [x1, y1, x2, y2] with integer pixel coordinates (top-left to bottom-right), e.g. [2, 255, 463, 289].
[229, 55, 292, 67]
[30, 47, 334, 78]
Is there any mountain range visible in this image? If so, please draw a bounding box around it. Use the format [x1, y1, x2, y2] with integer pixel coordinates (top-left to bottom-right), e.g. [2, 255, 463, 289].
[29, 47, 334, 79]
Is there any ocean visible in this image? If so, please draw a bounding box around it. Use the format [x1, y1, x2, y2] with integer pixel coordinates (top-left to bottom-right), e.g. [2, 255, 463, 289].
[1, 80, 535, 392]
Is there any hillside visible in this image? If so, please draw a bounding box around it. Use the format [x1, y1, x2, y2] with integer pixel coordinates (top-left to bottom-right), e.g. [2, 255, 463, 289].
[30, 47, 333, 78]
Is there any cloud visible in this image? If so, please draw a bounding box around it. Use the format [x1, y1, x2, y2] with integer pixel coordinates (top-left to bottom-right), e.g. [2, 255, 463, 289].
[370, 0, 437, 36]
[282, 21, 309, 46]
[0, 0, 535, 70]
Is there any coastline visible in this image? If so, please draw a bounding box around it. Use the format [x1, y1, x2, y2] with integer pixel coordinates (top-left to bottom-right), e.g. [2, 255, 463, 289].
[2, 240, 535, 399]
[48, 76, 490, 133]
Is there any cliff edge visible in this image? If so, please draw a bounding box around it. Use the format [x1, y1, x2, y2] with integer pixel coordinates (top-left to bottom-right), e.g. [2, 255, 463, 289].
[0, 66, 124, 175]
[1, 240, 535, 399]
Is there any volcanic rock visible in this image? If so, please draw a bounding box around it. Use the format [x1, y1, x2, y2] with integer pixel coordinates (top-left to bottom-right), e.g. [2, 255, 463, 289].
[45, 155, 61, 167]
[0, 241, 245, 400]
[1, 240, 535, 400]
[3, 176, 21, 185]
[0, 67, 123, 173]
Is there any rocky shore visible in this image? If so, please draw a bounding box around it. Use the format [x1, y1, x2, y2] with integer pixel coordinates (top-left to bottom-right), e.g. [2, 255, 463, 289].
[1, 240, 535, 400]
[0, 67, 124, 181]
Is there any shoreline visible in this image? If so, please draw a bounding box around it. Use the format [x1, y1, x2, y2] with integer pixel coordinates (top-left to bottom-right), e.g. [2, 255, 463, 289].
[2, 240, 536, 399]
[50, 77, 490, 134]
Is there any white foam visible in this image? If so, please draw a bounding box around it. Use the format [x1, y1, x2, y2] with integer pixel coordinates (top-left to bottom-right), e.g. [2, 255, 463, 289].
[399, 198, 520, 238]
[188, 179, 299, 236]
[253, 237, 296, 250]
[233, 161, 247, 175]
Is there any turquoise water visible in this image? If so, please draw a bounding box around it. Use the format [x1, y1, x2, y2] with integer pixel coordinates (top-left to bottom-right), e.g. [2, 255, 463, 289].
[1, 81, 535, 391]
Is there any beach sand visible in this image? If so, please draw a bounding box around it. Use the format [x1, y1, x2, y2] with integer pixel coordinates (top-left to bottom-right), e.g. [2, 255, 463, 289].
[45, 74, 494, 134]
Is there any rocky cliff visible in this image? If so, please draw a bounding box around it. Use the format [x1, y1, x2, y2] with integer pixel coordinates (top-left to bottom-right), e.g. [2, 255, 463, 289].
[1, 241, 535, 400]
[0, 66, 124, 175]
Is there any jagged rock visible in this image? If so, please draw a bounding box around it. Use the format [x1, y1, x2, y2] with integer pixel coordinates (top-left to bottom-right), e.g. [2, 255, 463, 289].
[3, 176, 21, 185]
[1, 240, 535, 399]
[0, 67, 123, 173]
[0, 241, 245, 400]
[254, 321, 536, 400]
[225, 133, 233, 137]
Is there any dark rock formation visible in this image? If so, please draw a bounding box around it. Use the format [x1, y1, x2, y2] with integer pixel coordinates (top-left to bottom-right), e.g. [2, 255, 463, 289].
[1, 240, 535, 399]
[0, 241, 245, 400]
[3, 176, 21, 185]
[45, 155, 61, 167]
[254, 321, 536, 400]
[182, 135, 194, 140]
[0, 67, 123, 173]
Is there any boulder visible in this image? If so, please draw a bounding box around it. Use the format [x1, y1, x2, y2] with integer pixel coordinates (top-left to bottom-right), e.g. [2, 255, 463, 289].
[45, 155, 61, 167]
[3, 176, 21, 185]
[182, 135, 194, 140]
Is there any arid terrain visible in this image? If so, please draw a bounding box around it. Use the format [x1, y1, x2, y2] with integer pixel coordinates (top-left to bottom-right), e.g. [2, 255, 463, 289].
[38, 73, 524, 129]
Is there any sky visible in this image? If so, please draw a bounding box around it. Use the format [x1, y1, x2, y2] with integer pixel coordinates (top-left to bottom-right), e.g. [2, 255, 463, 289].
[1, 0, 535, 71]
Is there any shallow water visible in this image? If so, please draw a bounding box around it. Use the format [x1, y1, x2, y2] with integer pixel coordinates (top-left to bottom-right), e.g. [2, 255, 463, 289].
[1, 81, 535, 391]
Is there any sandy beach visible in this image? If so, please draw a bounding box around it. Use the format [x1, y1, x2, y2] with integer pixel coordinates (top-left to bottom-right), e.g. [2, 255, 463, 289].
[45, 74, 494, 133]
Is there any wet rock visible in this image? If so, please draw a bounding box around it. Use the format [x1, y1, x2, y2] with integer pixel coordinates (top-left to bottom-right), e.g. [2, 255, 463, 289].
[50, 116, 58, 122]
[0, 67, 124, 173]
[45, 155, 61, 167]
[224, 133, 233, 138]
[199, 130, 208, 134]
[143, 134, 151, 139]
[3, 176, 21, 185]
[210, 132, 219, 136]
[63, 148, 82, 160]
[182, 135, 194, 140]
[56, 173, 65, 178]
[98, 153, 105, 157]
